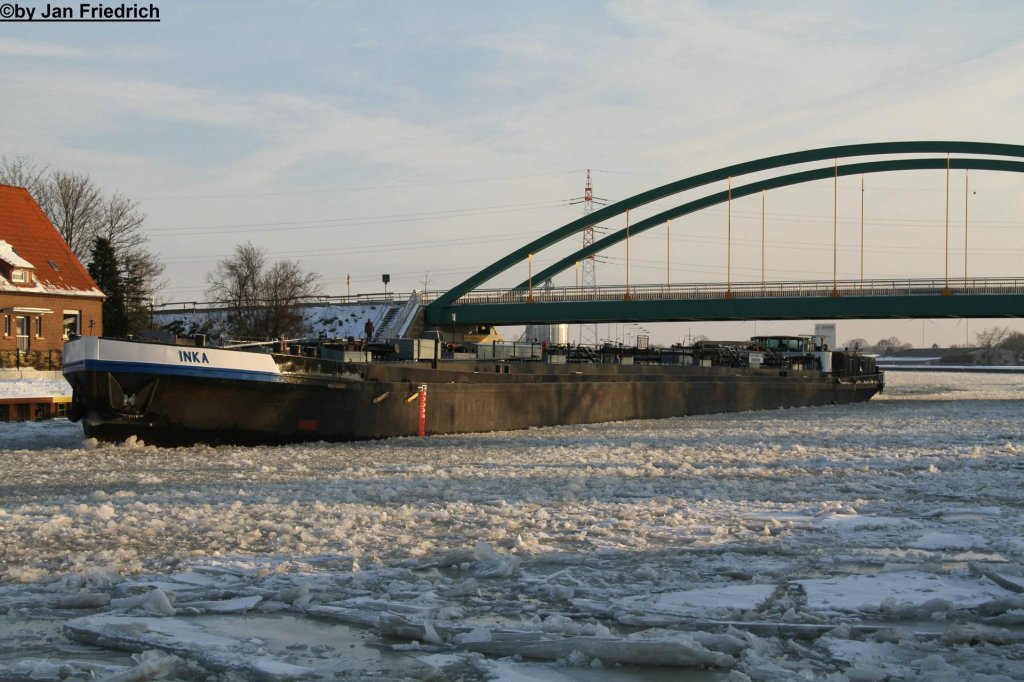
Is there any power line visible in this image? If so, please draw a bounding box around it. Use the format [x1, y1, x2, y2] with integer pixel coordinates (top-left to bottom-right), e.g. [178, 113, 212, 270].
[138, 170, 584, 201]
[148, 199, 571, 238]
[160, 229, 556, 265]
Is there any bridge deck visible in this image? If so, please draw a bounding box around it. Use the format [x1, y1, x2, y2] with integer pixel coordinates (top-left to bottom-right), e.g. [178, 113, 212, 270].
[452, 277, 1024, 304]
[423, 277, 1024, 325]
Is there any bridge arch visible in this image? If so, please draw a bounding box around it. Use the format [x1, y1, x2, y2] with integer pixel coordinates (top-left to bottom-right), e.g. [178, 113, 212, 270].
[425, 141, 1024, 322]
[520, 156, 1024, 290]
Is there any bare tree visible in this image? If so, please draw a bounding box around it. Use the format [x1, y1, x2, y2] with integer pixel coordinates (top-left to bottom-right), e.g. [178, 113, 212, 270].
[873, 336, 912, 355]
[843, 338, 869, 351]
[48, 170, 104, 259]
[2, 157, 164, 332]
[206, 242, 321, 339]
[207, 242, 265, 339]
[98, 193, 146, 256]
[0, 155, 49, 200]
[975, 326, 1011, 365]
[1000, 331, 1024, 356]
[263, 259, 321, 338]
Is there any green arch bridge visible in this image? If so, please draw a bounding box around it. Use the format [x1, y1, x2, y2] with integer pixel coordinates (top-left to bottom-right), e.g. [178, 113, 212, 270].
[423, 142, 1024, 327]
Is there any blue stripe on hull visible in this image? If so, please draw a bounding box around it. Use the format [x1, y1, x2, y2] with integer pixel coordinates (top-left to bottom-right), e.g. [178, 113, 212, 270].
[63, 359, 283, 383]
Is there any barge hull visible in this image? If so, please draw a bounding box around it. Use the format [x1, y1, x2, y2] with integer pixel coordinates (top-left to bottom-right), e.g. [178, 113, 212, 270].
[68, 364, 882, 446]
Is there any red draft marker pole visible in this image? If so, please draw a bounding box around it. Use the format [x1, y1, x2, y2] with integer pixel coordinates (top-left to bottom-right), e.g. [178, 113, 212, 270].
[417, 384, 428, 437]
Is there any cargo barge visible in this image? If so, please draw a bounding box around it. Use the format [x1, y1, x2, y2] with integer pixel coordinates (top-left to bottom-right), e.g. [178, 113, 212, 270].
[62, 335, 883, 447]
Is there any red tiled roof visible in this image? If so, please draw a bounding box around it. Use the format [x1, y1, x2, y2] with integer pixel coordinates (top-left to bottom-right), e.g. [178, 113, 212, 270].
[0, 184, 103, 298]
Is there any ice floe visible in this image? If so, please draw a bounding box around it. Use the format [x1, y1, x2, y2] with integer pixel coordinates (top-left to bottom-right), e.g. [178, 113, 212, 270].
[2, 371, 1024, 679]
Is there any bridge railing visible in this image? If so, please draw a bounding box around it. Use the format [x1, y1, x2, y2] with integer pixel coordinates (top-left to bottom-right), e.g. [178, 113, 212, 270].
[150, 278, 1024, 314]
[153, 292, 415, 314]
[446, 277, 1024, 306]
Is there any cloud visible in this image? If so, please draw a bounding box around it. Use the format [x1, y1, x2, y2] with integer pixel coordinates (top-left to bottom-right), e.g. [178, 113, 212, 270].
[0, 37, 84, 58]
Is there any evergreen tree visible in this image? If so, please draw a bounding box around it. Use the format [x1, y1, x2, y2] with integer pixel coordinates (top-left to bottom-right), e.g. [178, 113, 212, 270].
[88, 237, 129, 336]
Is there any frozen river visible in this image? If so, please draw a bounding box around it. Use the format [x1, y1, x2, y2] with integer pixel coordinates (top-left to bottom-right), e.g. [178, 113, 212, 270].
[1, 372, 1023, 680]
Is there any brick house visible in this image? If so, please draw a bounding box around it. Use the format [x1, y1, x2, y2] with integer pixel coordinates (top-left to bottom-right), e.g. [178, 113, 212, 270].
[0, 184, 104, 368]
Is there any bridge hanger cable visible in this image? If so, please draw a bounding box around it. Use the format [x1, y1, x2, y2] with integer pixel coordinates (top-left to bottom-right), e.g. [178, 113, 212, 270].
[428, 141, 1024, 314]
[513, 157, 1024, 292]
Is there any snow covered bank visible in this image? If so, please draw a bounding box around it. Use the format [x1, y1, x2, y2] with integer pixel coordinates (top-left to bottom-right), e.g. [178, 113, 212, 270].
[153, 303, 394, 341]
[0, 377, 71, 398]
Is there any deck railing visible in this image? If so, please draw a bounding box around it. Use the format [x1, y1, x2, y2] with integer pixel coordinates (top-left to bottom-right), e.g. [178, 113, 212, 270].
[447, 277, 1024, 306]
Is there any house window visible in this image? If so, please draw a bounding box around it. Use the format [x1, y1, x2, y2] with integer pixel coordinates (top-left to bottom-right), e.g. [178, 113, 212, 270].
[36, 316, 43, 338]
[11, 269, 27, 283]
[63, 311, 81, 339]
[3, 315, 9, 337]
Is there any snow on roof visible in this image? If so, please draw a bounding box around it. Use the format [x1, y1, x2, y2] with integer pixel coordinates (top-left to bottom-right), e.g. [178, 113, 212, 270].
[0, 239, 34, 269]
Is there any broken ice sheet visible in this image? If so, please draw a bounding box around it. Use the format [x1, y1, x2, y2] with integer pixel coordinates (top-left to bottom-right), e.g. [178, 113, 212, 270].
[815, 513, 922, 532]
[909, 531, 988, 550]
[1000, 537, 1024, 555]
[457, 630, 736, 669]
[123, 570, 233, 594]
[817, 637, 908, 679]
[0, 650, 191, 682]
[924, 506, 1003, 522]
[175, 595, 263, 613]
[374, 611, 740, 670]
[610, 583, 776, 620]
[797, 571, 1015, 613]
[64, 615, 313, 679]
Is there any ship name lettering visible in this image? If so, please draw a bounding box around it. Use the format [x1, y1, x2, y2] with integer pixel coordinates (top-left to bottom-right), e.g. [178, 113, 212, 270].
[178, 350, 210, 364]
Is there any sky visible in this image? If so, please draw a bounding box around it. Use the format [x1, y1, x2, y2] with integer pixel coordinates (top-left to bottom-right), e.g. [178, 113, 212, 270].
[2, 0, 1023, 347]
